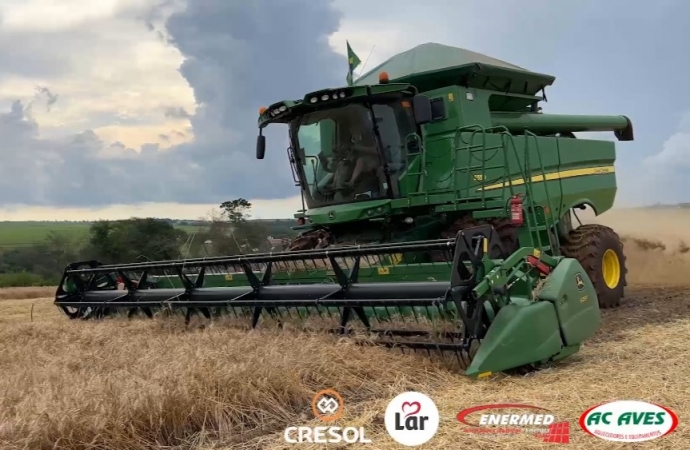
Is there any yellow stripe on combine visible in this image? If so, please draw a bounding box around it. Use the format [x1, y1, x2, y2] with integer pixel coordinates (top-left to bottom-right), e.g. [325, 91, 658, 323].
[478, 165, 615, 191]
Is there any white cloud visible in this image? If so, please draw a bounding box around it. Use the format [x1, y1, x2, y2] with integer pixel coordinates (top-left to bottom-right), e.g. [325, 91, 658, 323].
[612, 112, 690, 206]
[644, 112, 690, 169]
[0, 0, 123, 32]
[0, 196, 304, 221]
[0, 0, 195, 149]
[1, 0, 688, 220]
[0, 0, 342, 215]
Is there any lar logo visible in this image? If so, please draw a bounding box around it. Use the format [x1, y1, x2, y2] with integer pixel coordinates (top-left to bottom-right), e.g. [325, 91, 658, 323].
[284, 389, 372, 444]
[580, 400, 679, 442]
[384, 392, 439, 447]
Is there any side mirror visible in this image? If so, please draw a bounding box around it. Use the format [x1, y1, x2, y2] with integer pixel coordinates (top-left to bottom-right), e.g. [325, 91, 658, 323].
[256, 134, 266, 159]
[412, 94, 432, 125]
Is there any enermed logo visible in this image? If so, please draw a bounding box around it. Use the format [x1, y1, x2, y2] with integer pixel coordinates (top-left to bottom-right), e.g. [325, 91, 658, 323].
[580, 400, 679, 442]
[457, 404, 570, 444]
[284, 389, 372, 444]
[384, 391, 440, 447]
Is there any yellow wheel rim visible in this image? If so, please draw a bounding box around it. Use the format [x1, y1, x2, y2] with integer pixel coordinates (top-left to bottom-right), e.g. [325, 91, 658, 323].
[602, 249, 621, 289]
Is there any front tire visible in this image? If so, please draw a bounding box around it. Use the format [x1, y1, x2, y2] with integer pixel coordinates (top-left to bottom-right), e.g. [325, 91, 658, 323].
[561, 224, 627, 308]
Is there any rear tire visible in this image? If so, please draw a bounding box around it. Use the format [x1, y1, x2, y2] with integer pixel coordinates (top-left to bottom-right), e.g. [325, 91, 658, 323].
[560, 224, 627, 309]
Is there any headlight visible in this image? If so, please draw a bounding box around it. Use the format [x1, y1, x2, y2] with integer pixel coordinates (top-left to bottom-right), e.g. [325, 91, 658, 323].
[279, 105, 287, 112]
[321, 94, 329, 101]
[310, 97, 318, 104]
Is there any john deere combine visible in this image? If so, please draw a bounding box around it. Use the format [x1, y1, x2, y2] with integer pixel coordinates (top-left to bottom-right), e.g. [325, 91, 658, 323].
[55, 43, 632, 378]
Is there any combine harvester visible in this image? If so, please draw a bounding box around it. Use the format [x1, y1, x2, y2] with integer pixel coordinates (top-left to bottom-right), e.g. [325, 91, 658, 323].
[55, 43, 633, 378]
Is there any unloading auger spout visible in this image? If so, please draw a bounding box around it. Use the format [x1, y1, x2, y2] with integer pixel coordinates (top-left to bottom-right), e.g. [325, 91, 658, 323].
[55, 225, 602, 377]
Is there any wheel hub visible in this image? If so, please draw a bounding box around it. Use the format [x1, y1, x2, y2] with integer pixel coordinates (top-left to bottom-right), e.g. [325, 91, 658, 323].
[602, 249, 621, 289]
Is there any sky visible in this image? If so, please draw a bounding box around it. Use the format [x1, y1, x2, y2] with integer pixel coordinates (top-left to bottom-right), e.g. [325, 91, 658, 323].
[0, 0, 688, 221]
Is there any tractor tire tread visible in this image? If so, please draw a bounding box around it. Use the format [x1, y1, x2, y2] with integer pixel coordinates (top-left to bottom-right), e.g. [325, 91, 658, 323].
[560, 224, 627, 309]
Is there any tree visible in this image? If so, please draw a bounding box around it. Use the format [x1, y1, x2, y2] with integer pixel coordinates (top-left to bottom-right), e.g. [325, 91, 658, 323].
[220, 198, 252, 224]
[0, 231, 78, 282]
[220, 198, 271, 253]
[44, 231, 78, 276]
[84, 218, 189, 264]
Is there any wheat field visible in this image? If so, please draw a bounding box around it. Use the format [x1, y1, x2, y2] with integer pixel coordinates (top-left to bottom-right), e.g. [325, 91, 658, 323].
[0, 208, 689, 450]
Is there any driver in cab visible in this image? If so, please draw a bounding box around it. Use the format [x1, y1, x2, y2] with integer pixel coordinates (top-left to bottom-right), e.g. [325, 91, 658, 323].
[323, 124, 379, 200]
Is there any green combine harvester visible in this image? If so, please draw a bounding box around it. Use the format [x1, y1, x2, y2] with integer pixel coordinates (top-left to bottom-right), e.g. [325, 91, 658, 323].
[55, 43, 632, 378]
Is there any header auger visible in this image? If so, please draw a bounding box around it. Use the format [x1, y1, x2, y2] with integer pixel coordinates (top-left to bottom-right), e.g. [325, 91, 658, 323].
[55, 42, 632, 377]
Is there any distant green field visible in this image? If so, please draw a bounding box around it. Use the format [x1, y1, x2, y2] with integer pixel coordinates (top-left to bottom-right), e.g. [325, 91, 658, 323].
[0, 222, 210, 249]
[0, 222, 90, 248]
[0, 220, 293, 250]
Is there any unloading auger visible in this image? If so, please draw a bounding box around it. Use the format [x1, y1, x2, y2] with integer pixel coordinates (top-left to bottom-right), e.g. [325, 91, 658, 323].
[55, 224, 601, 377]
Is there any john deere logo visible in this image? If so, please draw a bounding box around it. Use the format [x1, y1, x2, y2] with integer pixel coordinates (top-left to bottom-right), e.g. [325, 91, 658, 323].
[328, 211, 335, 220]
[575, 273, 585, 291]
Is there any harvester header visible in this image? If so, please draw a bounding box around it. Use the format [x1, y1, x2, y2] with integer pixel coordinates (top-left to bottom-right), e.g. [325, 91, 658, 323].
[55, 42, 633, 378]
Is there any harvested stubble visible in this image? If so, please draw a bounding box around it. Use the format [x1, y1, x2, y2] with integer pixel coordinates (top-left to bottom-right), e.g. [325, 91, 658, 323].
[1, 208, 689, 449]
[0, 286, 55, 301]
[1, 286, 688, 450]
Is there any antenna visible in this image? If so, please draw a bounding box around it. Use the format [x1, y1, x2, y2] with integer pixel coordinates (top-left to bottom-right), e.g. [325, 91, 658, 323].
[355, 45, 376, 82]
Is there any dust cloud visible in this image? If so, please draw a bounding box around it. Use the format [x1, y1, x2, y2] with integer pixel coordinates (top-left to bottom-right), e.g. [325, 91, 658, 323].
[581, 207, 690, 286]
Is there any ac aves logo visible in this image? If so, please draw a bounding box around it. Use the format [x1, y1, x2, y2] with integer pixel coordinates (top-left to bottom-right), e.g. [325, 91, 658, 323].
[575, 273, 585, 291]
[580, 400, 679, 442]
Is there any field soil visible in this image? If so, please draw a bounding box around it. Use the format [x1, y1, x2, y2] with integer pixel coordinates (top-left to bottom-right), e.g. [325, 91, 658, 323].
[0, 208, 688, 450]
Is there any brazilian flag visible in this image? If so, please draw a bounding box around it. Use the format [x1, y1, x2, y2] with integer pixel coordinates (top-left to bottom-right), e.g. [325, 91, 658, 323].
[345, 41, 361, 86]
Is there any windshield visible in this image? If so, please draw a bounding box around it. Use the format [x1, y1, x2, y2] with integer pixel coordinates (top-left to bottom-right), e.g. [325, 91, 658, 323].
[290, 99, 416, 208]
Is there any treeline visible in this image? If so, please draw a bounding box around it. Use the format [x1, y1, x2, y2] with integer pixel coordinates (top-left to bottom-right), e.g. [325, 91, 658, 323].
[0, 199, 298, 288]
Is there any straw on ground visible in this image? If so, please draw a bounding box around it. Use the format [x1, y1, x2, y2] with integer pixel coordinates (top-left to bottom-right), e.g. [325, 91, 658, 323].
[0, 231, 688, 449]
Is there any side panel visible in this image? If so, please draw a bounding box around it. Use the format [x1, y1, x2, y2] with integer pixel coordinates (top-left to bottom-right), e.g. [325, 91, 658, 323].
[421, 86, 464, 193]
[537, 258, 601, 346]
[557, 137, 617, 215]
[465, 301, 564, 377]
[394, 85, 617, 220]
[420, 88, 565, 210]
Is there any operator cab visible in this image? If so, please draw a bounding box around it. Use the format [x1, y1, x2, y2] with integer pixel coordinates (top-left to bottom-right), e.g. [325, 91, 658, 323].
[290, 96, 432, 208]
[256, 84, 433, 211]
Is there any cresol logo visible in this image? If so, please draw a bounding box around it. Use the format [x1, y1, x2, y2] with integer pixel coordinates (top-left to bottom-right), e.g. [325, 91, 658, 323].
[579, 400, 678, 442]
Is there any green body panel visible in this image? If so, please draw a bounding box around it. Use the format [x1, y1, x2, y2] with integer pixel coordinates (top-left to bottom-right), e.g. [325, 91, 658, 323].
[260, 43, 631, 244]
[536, 258, 601, 346]
[305, 199, 392, 224]
[465, 301, 564, 377]
[465, 256, 600, 377]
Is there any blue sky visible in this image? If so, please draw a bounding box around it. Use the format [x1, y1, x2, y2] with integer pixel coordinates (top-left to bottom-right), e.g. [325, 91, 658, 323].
[0, 0, 687, 220]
